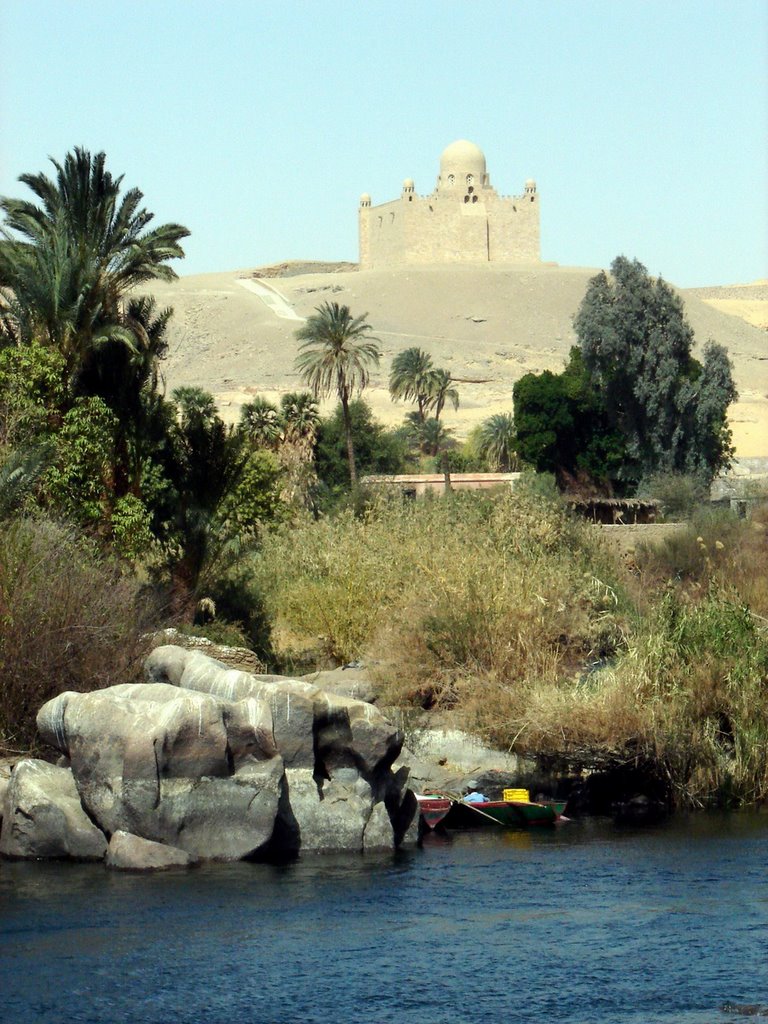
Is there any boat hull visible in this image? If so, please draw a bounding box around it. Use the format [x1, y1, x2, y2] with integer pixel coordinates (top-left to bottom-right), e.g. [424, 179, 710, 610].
[442, 799, 565, 829]
[415, 796, 452, 830]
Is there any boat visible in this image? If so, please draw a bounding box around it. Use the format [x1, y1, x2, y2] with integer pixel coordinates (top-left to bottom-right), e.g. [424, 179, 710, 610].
[416, 792, 567, 831]
[442, 798, 566, 829]
[415, 795, 452, 830]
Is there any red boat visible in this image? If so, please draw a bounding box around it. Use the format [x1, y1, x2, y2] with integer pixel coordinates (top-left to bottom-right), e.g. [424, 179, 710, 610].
[415, 795, 452, 830]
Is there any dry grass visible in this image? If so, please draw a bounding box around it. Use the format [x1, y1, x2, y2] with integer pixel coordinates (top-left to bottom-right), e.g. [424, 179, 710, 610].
[254, 492, 768, 807]
[0, 518, 156, 752]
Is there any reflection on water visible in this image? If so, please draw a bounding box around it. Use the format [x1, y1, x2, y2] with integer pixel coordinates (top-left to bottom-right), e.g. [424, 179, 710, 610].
[1, 813, 767, 1024]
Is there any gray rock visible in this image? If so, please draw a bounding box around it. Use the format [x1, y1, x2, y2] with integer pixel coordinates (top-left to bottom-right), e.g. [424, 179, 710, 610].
[148, 646, 404, 780]
[301, 666, 378, 704]
[106, 831, 194, 871]
[284, 769, 375, 853]
[363, 801, 395, 851]
[0, 761, 12, 822]
[20, 646, 417, 862]
[36, 683, 282, 860]
[0, 760, 106, 860]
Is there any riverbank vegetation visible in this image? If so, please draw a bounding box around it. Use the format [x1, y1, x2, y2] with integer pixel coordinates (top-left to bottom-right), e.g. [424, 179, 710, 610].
[253, 491, 768, 808]
[1, 148, 766, 810]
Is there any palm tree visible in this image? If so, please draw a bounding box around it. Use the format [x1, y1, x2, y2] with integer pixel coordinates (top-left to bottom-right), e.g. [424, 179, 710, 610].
[0, 443, 52, 520]
[425, 368, 460, 423]
[405, 414, 452, 458]
[294, 302, 381, 487]
[389, 347, 434, 423]
[77, 295, 173, 495]
[280, 391, 319, 447]
[240, 396, 282, 449]
[169, 387, 249, 602]
[0, 147, 188, 380]
[478, 413, 518, 471]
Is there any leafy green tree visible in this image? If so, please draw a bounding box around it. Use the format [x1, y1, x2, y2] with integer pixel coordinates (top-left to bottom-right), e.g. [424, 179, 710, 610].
[575, 255, 736, 483]
[316, 399, 408, 492]
[220, 449, 285, 531]
[477, 413, 518, 471]
[43, 396, 118, 526]
[0, 343, 67, 447]
[295, 302, 381, 487]
[513, 349, 627, 489]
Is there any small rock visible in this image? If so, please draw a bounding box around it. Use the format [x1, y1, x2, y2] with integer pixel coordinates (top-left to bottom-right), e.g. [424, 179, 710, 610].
[106, 831, 194, 871]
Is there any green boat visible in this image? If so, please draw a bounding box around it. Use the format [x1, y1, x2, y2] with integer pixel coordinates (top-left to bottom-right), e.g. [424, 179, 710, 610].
[441, 798, 567, 829]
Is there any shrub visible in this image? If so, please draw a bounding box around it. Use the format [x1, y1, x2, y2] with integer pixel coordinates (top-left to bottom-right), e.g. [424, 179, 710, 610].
[0, 518, 156, 752]
[254, 490, 629, 682]
[637, 471, 710, 521]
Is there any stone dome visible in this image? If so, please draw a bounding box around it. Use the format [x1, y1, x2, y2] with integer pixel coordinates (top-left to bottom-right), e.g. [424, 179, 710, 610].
[360, 193, 371, 205]
[403, 177, 414, 188]
[439, 140, 487, 181]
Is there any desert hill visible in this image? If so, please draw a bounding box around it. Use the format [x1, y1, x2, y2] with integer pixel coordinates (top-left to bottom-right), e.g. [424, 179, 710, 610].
[153, 263, 768, 457]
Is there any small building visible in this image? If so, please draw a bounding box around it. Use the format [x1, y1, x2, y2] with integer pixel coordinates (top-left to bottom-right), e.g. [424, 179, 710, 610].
[362, 472, 521, 498]
[358, 140, 540, 269]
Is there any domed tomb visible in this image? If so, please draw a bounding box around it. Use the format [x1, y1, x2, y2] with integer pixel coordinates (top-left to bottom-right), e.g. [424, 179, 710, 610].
[437, 140, 488, 190]
[358, 140, 540, 269]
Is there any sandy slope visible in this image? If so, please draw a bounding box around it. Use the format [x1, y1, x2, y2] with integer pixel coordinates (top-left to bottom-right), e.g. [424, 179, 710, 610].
[152, 263, 768, 457]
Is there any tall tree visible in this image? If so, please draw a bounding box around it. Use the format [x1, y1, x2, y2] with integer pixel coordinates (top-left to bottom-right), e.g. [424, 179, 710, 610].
[389, 347, 435, 423]
[425, 368, 460, 423]
[574, 255, 736, 482]
[0, 147, 188, 382]
[294, 302, 381, 487]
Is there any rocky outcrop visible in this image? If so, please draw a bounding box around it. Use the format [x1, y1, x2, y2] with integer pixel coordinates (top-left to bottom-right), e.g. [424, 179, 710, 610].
[150, 629, 267, 674]
[1, 646, 416, 867]
[0, 760, 107, 860]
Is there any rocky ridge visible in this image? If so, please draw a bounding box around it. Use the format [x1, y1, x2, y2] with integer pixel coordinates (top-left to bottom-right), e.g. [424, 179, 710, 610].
[0, 647, 417, 869]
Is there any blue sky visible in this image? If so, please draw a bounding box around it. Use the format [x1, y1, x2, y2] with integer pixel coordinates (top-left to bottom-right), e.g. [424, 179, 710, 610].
[1, 0, 766, 286]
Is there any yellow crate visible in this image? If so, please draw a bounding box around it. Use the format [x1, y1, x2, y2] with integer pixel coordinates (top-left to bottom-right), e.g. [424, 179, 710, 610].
[503, 788, 530, 803]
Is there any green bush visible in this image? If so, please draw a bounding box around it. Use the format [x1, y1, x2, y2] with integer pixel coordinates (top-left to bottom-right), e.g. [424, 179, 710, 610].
[638, 471, 710, 521]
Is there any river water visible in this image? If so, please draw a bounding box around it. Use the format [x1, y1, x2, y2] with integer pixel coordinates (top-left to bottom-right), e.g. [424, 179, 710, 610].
[1, 812, 766, 1024]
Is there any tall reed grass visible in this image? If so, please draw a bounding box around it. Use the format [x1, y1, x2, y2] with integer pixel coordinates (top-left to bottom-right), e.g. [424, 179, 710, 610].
[254, 493, 768, 807]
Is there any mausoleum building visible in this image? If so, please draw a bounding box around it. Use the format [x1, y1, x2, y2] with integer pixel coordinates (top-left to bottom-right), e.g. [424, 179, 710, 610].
[358, 140, 540, 269]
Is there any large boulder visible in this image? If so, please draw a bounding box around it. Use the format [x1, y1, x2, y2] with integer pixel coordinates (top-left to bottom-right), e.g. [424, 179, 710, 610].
[283, 768, 377, 853]
[37, 683, 283, 860]
[146, 646, 414, 852]
[0, 760, 106, 860]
